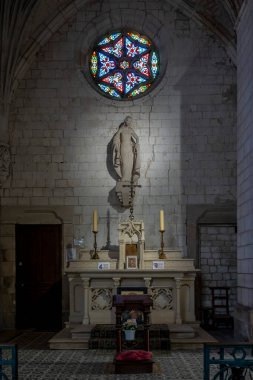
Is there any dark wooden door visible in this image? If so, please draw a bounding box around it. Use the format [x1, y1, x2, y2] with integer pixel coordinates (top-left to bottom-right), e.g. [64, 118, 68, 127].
[16, 224, 62, 330]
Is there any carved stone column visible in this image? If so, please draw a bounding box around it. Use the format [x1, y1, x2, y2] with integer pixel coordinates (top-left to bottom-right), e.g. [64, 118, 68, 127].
[144, 277, 152, 294]
[118, 239, 125, 269]
[112, 277, 121, 295]
[188, 276, 196, 321]
[81, 276, 90, 325]
[139, 239, 145, 269]
[175, 277, 182, 324]
[67, 276, 75, 323]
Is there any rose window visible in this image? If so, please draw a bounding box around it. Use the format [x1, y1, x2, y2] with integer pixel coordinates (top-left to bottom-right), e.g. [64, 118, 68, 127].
[89, 31, 159, 100]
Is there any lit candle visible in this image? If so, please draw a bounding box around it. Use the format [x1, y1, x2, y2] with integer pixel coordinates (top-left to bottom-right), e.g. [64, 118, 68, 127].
[93, 209, 98, 232]
[160, 209, 165, 232]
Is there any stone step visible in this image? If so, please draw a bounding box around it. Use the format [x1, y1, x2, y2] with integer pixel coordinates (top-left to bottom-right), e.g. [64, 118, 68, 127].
[169, 324, 196, 339]
[48, 324, 217, 350]
[48, 327, 90, 350]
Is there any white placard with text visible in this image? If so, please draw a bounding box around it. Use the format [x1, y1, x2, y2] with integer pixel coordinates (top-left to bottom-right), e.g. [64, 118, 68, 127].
[153, 261, 165, 270]
[98, 262, 110, 270]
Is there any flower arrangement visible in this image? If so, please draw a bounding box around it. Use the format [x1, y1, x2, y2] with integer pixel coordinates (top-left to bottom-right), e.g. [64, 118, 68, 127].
[122, 319, 137, 330]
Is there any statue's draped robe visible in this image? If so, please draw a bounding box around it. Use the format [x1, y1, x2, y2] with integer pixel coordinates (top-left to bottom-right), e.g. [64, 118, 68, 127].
[113, 126, 140, 182]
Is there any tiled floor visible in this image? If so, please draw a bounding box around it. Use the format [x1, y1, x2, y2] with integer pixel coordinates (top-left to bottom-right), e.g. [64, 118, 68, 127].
[1, 328, 251, 380]
[17, 348, 205, 379]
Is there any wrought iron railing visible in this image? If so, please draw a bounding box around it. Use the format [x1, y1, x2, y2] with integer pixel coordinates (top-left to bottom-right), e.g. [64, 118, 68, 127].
[0, 344, 18, 380]
[204, 343, 253, 380]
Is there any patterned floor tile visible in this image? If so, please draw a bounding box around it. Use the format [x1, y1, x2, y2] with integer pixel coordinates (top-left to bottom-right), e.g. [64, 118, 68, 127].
[17, 349, 204, 379]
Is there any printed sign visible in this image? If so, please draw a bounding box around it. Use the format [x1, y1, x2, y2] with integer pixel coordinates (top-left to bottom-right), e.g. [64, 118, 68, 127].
[152, 261, 164, 270]
[98, 262, 110, 270]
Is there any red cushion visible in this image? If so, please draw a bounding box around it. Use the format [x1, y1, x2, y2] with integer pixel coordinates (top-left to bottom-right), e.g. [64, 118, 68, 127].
[115, 350, 153, 361]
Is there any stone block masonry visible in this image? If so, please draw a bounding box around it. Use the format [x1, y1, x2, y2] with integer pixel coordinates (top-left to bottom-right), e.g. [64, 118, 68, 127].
[200, 225, 237, 313]
[236, 0, 253, 340]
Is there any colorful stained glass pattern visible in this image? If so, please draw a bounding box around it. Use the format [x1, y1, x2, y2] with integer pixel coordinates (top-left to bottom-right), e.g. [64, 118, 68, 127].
[98, 84, 121, 98]
[101, 38, 123, 58]
[129, 84, 151, 97]
[125, 72, 146, 93]
[98, 33, 121, 46]
[98, 53, 116, 77]
[133, 54, 150, 77]
[102, 73, 123, 93]
[127, 32, 151, 46]
[89, 31, 159, 99]
[125, 38, 147, 58]
[119, 60, 130, 70]
[90, 51, 98, 77]
[151, 52, 159, 78]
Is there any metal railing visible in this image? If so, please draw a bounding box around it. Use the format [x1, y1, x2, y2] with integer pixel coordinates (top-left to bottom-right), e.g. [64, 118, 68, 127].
[204, 343, 253, 380]
[0, 344, 18, 380]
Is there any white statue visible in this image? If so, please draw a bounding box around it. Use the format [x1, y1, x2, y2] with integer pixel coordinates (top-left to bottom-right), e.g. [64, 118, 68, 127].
[113, 116, 140, 183]
[112, 116, 141, 208]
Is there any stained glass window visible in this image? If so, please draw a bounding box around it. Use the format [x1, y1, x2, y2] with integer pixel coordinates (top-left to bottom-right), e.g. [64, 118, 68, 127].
[89, 31, 159, 100]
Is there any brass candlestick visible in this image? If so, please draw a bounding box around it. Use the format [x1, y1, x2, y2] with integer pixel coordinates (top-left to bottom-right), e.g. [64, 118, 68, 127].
[159, 230, 166, 259]
[92, 231, 99, 259]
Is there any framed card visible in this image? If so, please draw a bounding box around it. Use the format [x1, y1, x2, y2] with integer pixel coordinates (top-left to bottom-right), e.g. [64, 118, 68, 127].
[126, 256, 138, 269]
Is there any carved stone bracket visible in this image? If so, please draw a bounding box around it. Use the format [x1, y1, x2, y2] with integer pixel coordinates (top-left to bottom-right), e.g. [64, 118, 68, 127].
[115, 181, 132, 207]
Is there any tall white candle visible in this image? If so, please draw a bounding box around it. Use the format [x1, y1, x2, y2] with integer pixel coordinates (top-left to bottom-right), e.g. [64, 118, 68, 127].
[93, 209, 98, 232]
[160, 209, 165, 232]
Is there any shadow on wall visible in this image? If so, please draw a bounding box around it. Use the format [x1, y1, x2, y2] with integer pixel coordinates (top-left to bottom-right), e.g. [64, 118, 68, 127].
[100, 209, 120, 254]
[107, 135, 132, 212]
[107, 137, 122, 210]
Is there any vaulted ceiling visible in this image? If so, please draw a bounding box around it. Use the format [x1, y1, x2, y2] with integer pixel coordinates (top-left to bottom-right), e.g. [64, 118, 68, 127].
[0, 0, 244, 105]
[167, 0, 243, 47]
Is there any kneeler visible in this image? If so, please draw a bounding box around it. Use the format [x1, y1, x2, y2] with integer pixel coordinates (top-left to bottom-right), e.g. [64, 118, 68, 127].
[114, 350, 154, 374]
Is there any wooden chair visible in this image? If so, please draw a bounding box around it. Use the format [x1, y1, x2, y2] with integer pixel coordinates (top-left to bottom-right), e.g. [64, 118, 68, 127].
[209, 287, 233, 328]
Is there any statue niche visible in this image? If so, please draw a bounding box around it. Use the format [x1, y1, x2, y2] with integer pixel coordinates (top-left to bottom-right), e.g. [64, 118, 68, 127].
[112, 116, 140, 207]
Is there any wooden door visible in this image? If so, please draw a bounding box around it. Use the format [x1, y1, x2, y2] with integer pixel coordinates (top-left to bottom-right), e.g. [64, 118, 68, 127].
[125, 244, 137, 256]
[16, 224, 62, 330]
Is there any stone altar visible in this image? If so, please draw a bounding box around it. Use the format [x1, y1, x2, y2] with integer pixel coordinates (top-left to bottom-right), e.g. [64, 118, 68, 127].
[65, 219, 197, 327]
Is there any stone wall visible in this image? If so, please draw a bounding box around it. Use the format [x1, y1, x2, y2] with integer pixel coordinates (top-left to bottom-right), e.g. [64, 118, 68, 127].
[0, 0, 237, 328]
[200, 225, 237, 312]
[236, 0, 253, 340]
[6, 0, 236, 249]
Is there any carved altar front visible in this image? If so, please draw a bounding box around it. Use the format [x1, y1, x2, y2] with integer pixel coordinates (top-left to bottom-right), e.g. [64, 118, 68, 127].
[65, 253, 197, 326]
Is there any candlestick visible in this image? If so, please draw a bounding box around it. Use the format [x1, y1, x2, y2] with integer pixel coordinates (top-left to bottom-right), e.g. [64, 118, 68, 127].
[160, 209, 164, 232]
[92, 231, 99, 259]
[159, 230, 166, 259]
[93, 209, 98, 233]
